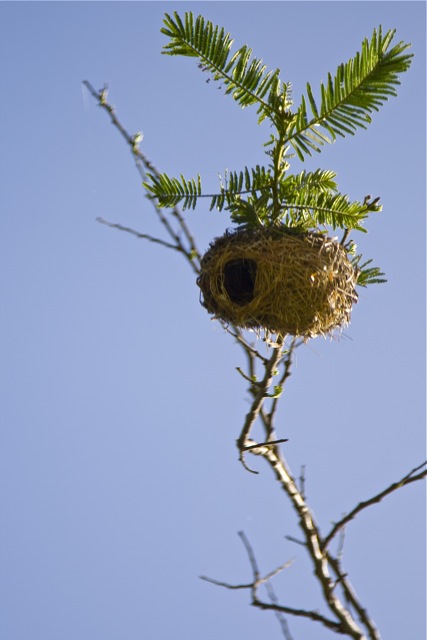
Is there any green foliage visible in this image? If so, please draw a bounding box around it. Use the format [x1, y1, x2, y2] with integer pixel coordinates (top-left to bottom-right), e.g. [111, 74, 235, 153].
[211, 166, 273, 211]
[274, 180, 382, 231]
[161, 12, 283, 123]
[286, 27, 413, 159]
[145, 167, 382, 231]
[145, 165, 273, 212]
[145, 172, 202, 210]
[143, 11, 413, 286]
[354, 257, 387, 286]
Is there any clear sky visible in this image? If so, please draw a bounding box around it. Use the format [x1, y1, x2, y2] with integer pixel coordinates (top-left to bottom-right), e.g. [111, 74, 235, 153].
[0, 2, 425, 640]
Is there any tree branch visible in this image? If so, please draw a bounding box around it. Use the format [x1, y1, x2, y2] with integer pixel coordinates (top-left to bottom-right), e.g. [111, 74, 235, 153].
[201, 531, 345, 635]
[259, 448, 372, 638]
[83, 80, 200, 273]
[322, 461, 427, 550]
[236, 337, 286, 472]
[96, 217, 186, 253]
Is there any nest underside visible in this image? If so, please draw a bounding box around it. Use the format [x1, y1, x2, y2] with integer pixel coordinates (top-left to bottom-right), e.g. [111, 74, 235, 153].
[197, 227, 358, 338]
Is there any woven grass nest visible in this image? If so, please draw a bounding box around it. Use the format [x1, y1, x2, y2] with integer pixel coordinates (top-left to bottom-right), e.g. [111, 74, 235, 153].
[196, 226, 358, 338]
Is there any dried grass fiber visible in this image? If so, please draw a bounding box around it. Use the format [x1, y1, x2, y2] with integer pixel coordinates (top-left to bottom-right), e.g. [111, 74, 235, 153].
[197, 227, 358, 337]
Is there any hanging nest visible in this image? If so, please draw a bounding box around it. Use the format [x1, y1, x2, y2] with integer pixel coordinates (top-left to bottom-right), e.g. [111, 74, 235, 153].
[196, 226, 358, 338]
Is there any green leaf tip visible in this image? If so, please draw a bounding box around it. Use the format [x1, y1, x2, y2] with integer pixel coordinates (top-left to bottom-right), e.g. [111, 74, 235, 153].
[285, 26, 413, 159]
[160, 11, 282, 122]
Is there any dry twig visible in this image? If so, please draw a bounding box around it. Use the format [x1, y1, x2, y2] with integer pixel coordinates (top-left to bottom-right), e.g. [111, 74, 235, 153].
[322, 461, 427, 550]
[83, 80, 200, 274]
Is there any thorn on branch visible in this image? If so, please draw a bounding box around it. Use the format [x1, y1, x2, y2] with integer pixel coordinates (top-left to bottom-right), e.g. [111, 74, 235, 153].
[332, 571, 348, 591]
[299, 465, 306, 501]
[238, 451, 259, 475]
[236, 366, 261, 386]
[243, 438, 289, 452]
[285, 535, 306, 548]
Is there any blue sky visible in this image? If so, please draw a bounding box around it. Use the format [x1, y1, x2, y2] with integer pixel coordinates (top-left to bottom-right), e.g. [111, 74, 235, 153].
[0, 2, 425, 639]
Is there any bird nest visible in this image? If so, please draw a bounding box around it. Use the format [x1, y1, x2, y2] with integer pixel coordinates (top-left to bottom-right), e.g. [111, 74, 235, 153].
[196, 227, 358, 338]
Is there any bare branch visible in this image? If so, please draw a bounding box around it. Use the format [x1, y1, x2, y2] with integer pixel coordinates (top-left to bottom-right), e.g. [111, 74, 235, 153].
[251, 597, 346, 634]
[236, 338, 286, 470]
[240, 532, 355, 635]
[83, 80, 200, 273]
[235, 356, 422, 640]
[322, 461, 427, 550]
[236, 366, 261, 386]
[259, 448, 369, 638]
[199, 575, 253, 590]
[326, 554, 380, 638]
[264, 580, 295, 640]
[239, 530, 261, 580]
[336, 522, 346, 562]
[202, 531, 343, 634]
[261, 557, 295, 584]
[285, 535, 306, 548]
[96, 217, 184, 253]
[264, 338, 298, 432]
[227, 327, 269, 365]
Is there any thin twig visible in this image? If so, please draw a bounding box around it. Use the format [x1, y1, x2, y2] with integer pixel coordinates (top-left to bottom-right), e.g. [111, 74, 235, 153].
[202, 531, 343, 633]
[83, 80, 200, 273]
[236, 366, 261, 386]
[322, 461, 427, 550]
[239, 531, 294, 590]
[264, 581, 295, 640]
[239, 530, 260, 580]
[285, 535, 306, 548]
[251, 597, 345, 634]
[227, 327, 269, 365]
[239, 531, 346, 634]
[199, 575, 253, 590]
[201, 569, 342, 631]
[299, 465, 306, 502]
[336, 522, 346, 562]
[260, 339, 296, 440]
[97, 217, 184, 253]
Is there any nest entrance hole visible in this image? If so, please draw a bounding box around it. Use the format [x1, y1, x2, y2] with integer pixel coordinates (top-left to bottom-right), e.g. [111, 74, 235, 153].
[222, 259, 257, 306]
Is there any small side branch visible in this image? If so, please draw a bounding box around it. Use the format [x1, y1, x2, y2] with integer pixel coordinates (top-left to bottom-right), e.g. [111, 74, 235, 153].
[322, 461, 427, 550]
[83, 80, 200, 273]
[236, 338, 286, 472]
[236, 336, 298, 473]
[97, 217, 184, 253]
[261, 337, 298, 437]
[201, 531, 345, 635]
[260, 448, 370, 638]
